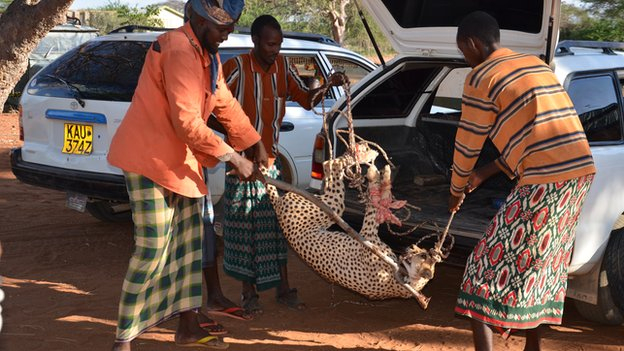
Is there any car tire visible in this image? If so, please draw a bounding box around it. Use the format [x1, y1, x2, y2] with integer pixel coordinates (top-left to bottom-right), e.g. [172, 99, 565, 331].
[604, 228, 624, 311]
[277, 155, 294, 184]
[86, 201, 132, 223]
[573, 228, 624, 325]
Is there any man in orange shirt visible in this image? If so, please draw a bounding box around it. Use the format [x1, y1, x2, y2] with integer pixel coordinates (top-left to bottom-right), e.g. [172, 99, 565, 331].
[219, 15, 347, 315]
[449, 11, 595, 351]
[107, 1, 266, 350]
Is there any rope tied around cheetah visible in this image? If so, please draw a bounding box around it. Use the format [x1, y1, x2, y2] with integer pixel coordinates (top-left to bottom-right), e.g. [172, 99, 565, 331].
[262, 78, 455, 309]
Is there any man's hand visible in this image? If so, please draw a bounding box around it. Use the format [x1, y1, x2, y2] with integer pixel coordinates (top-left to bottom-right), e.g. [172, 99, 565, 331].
[229, 153, 255, 180]
[448, 193, 465, 213]
[466, 161, 503, 193]
[327, 72, 349, 87]
[246, 141, 268, 168]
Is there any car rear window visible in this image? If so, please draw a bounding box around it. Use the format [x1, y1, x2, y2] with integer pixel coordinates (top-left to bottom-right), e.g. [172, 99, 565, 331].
[27, 39, 248, 103]
[28, 40, 151, 102]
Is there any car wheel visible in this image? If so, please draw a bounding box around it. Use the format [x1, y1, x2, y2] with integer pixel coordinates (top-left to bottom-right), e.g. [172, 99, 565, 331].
[574, 228, 624, 325]
[278, 155, 294, 184]
[86, 201, 132, 223]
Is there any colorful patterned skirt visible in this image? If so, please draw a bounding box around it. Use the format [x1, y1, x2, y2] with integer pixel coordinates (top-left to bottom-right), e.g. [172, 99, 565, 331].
[455, 175, 594, 334]
[222, 165, 287, 291]
[115, 172, 203, 342]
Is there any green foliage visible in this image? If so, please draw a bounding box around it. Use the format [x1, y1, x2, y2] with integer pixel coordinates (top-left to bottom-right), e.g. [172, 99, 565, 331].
[236, 0, 394, 62]
[86, 0, 164, 34]
[583, 0, 624, 18]
[0, 0, 12, 13]
[560, 2, 624, 42]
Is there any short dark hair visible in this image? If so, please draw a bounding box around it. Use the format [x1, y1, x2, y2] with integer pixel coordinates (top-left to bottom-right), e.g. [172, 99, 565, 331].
[457, 11, 500, 46]
[251, 14, 281, 38]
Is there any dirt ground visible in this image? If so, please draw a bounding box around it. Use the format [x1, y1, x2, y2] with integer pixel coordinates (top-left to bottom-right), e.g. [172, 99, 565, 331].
[1, 112, 623, 351]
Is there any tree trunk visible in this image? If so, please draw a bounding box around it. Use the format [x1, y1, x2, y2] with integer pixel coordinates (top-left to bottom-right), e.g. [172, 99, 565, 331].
[328, 0, 349, 45]
[0, 0, 74, 108]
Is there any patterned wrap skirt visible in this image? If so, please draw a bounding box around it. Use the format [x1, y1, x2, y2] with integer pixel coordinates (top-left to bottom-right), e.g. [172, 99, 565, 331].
[115, 172, 203, 342]
[455, 175, 594, 334]
[222, 164, 287, 291]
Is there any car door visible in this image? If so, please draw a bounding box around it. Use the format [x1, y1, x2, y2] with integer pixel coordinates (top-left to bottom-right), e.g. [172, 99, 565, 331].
[360, 0, 561, 63]
[279, 49, 377, 188]
[323, 0, 562, 167]
[277, 50, 340, 187]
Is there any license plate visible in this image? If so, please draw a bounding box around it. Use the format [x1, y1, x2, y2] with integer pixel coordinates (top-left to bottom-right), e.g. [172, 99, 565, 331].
[63, 123, 93, 155]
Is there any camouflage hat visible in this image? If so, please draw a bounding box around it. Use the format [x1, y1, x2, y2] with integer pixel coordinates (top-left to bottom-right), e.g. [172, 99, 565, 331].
[189, 0, 245, 26]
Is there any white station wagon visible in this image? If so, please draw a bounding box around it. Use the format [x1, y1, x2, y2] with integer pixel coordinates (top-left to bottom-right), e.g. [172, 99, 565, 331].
[310, 0, 624, 324]
[10, 26, 376, 222]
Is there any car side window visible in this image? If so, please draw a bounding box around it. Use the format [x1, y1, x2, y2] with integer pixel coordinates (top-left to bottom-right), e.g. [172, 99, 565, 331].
[283, 55, 331, 99]
[326, 55, 371, 86]
[567, 73, 623, 143]
[352, 62, 437, 119]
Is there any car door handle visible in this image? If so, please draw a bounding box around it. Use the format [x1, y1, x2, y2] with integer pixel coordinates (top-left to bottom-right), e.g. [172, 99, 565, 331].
[280, 122, 294, 132]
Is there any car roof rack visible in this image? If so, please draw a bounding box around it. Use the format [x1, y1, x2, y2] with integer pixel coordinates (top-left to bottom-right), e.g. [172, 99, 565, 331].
[556, 40, 624, 56]
[234, 26, 340, 47]
[108, 25, 174, 34]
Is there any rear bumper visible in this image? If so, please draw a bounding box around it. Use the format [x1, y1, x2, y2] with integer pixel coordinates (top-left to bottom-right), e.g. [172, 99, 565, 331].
[10, 147, 128, 202]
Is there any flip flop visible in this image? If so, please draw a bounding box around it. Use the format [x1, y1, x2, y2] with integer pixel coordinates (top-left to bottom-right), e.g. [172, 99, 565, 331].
[197, 313, 228, 335]
[176, 335, 229, 349]
[206, 306, 253, 321]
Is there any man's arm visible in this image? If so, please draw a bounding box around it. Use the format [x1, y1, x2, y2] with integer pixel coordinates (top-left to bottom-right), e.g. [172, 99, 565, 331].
[307, 72, 350, 107]
[448, 80, 498, 212]
[212, 63, 267, 167]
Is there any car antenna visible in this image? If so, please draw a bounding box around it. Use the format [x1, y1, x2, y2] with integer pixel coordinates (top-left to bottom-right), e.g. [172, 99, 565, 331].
[354, 0, 385, 67]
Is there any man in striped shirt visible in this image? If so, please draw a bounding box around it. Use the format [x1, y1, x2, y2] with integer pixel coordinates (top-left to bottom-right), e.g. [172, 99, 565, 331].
[219, 15, 348, 314]
[449, 11, 596, 351]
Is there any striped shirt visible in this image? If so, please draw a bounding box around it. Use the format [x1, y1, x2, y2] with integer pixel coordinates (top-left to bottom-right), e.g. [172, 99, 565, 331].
[450, 48, 596, 197]
[222, 51, 311, 165]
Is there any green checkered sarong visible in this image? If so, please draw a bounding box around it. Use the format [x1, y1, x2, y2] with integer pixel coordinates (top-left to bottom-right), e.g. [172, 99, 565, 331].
[115, 172, 203, 342]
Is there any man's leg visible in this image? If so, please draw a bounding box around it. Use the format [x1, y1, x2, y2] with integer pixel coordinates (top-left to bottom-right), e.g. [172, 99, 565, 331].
[276, 264, 306, 310]
[524, 326, 543, 351]
[201, 191, 252, 320]
[470, 319, 493, 351]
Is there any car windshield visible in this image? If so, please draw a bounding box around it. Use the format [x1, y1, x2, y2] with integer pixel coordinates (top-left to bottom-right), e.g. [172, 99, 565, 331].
[28, 40, 151, 102]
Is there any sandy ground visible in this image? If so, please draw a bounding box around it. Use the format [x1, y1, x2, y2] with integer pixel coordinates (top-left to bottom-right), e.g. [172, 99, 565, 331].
[1, 112, 623, 351]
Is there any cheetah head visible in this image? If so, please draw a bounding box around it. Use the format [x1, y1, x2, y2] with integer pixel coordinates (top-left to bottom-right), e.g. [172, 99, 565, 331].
[399, 244, 442, 291]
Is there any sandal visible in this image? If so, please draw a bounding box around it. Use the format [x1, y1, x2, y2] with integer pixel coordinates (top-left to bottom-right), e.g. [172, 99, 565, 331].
[196, 312, 228, 336]
[241, 292, 263, 316]
[276, 288, 306, 310]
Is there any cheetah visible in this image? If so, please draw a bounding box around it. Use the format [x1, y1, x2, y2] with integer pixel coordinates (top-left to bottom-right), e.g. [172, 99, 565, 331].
[266, 155, 440, 300]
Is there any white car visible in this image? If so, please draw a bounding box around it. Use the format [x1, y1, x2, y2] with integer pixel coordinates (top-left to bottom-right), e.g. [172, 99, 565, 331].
[310, 0, 624, 324]
[10, 26, 376, 222]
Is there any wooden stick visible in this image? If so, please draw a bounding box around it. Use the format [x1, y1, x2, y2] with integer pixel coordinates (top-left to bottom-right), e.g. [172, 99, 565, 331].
[434, 211, 455, 254]
[264, 177, 431, 310]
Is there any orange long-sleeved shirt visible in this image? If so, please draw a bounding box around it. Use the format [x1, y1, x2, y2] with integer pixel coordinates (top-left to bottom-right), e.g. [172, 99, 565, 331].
[108, 23, 260, 198]
[451, 48, 596, 197]
[222, 52, 311, 166]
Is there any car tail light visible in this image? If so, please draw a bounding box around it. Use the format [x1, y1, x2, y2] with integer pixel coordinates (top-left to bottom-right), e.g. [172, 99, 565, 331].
[311, 133, 325, 180]
[18, 104, 23, 141]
